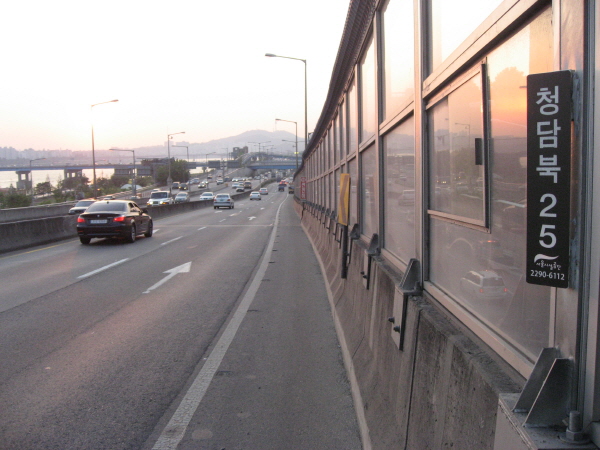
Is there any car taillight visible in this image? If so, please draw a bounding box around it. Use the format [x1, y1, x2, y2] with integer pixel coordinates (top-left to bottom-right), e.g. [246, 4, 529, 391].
[113, 216, 126, 222]
[479, 288, 484, 293]
[77, 217, 85, 223]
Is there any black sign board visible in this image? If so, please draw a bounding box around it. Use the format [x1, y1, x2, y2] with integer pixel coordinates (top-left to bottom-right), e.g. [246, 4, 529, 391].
[526, 70, 572, 288]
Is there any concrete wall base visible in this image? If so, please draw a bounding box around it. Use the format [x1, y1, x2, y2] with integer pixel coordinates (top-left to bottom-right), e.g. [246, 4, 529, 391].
[295, 200, 540, 449]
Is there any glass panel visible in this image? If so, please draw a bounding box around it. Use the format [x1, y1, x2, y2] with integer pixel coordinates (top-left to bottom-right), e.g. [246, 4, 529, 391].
[338, 100, 345, 161]
[335, 169, 340, 213]
[429, 74, 484, 222]
[382, 0, 414, 119]
[384, 117, 416, 263]
[348, 78, 358, 155]
[349, 157, 358, 226]
[429, 0, 503, 72]
[361, 145, 377, 237]
[333, 117, 339, 165]
[360, 36, 377, 142]
[428, 8, 553, 360]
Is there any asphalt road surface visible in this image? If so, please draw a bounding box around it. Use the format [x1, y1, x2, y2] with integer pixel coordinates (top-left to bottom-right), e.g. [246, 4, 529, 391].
[0, 184, 361, 450]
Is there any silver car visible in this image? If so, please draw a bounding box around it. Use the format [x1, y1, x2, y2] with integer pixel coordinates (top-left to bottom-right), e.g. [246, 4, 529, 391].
[213, 193, 234, 209]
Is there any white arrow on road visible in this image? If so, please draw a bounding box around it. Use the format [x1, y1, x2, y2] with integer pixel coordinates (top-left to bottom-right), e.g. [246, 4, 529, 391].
[143, 262, 191, 294]
[248, 216, 256, 221]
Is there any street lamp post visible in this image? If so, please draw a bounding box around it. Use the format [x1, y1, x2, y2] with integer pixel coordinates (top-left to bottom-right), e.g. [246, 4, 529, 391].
[91, 99, 118, 197]
[282, 139, 304, 165]
[265, 53, 308, 149]
[167, 131, 185, 189]
[109, 148, 136, 197]
[276, 118, 298, 172]
[29, 158, 46, 197]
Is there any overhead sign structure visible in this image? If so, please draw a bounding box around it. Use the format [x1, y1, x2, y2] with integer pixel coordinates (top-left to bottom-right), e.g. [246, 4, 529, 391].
[526, 70, 572, 288]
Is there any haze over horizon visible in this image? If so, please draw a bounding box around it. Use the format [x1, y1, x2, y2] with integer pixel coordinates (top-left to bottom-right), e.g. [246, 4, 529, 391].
[1, 0, 349, 152]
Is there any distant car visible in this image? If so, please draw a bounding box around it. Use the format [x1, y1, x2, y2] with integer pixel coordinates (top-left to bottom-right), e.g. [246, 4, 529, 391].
[199, 192, 215, 201]
[199, 181, 207, 188]
[244, 181, 252, 189]
[174, 192, 190, 203]
[249, 191, 261, 200]
[101, 195, 116, 200]
[69, 199, 96, 215]
[76, 200, 153, 244]
[190, 178, 200, 184]
[278, 183, 286, 192]
[232, 182, 240, 189]
[259, 188, 269, 195]
[147, 191, 173, 206]
[236, 186, 245, 192]
[459, 270, 509, 302]
[179, 182, 188, 190]
[288, 185, 294, 194]
[214, 193, 234, 209]
[171, 182, 180, 190]
[216, 179, 224, 185]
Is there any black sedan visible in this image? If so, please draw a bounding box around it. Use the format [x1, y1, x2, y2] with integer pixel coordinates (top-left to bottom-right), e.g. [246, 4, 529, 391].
[76, 200, 153, 244]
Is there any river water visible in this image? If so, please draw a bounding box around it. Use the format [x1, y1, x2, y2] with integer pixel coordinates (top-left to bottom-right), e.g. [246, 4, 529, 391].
[0, 168, 115, 190]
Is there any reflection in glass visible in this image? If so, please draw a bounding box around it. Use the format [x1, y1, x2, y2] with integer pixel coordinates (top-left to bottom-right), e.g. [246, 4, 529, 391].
[429, 74, 484, 223]
[382, 0, 414, 119]
[360, 36, 376, 142]
[384, 117, 416, 263]
[428, 8, 553, 360]
[361, 146, 377, 237]
[348, 79, 358, 155]
[429, 0, 503, 72]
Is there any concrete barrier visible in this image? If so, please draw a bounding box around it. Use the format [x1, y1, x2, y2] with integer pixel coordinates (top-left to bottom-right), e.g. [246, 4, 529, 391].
[0, 215, 79, 253]
[0, 203, 75, 223]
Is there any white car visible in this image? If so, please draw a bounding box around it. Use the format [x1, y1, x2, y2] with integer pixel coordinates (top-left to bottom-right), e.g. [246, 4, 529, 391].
[249, 191, 261, 200]
[214, 193, 234, 209]
[199, 192, 215, 201]
[147, 191, 173, 206]
[259, 188, 269, 195]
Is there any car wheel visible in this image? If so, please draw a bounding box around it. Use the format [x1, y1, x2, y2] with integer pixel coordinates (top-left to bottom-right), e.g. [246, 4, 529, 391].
[126, 224, 136, 243]
[144, 220, 153, 238]
[214, 206, 217, 209]
[79, 237, 91, 245]
[231, 205, 234, 209]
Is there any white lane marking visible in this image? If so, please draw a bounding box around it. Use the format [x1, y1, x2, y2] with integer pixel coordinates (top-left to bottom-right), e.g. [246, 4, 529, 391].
[78, 259, 129, 279]
[152, 195, 288, 450]
[153, 229, 160, 234]
[143, 262, 192, 294]
[248, 216, 256, 221]
[161, 237, 183, 246]
[197, 227, 206, 231]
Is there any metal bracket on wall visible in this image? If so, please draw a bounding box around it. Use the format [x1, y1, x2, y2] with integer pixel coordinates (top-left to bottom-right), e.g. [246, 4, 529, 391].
[388, 259, 421, 351]
[360, 233, 380, 290]
[513, 347, 573, 427]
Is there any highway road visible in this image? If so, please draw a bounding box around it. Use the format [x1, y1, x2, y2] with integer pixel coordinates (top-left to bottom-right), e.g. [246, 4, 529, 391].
[0, 184, 298, 449]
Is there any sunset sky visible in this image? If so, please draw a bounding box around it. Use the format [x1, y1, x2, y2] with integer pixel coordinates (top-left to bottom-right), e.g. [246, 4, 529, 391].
[1, 0, 349, 152]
